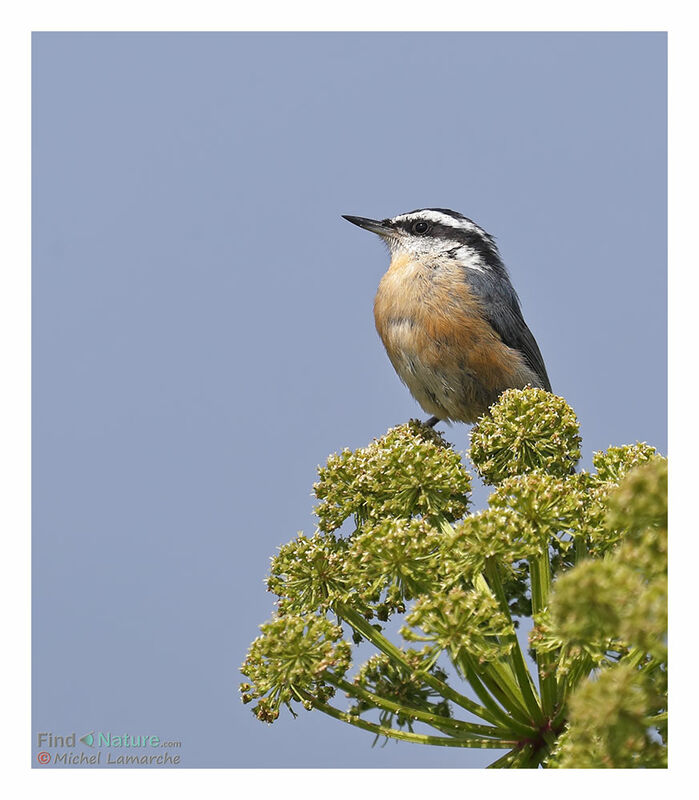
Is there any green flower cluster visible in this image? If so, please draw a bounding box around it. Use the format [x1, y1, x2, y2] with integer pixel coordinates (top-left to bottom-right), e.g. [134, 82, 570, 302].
[606, 454, 667, 546]
[489, 471, 585, 552]
[266, 532, 351, 615]
[240, 615, 351, 723]
[241, 387, 666, 769]
[402, 585, 515, 665]
[608, 459, 668, 662]
[349, 648, 451, 732]
[542, 457, 667, 767]
[345, 518, 443, 615]
[266, 518, 445, 619]
[314, 420, 471, 531]
[548, 664, 666, 769]
[593, 443, 659, 484]
[469, 388, 581, 484]
[439, 507, 535, 584]
[528, 607, 613, 679]
[583, 443, 660, 557]
[547, 559, 645, 649]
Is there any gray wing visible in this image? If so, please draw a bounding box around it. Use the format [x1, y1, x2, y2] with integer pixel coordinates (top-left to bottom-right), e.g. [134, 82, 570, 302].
[485, 298, 552, 392]
[466, 269, 552, 392]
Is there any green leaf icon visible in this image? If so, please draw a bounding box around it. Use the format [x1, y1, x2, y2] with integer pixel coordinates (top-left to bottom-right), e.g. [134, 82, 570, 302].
[80, 732, 94, 747]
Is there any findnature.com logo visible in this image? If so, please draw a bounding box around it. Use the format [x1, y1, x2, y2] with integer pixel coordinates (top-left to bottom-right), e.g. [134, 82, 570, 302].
[35, 731, 183, 766]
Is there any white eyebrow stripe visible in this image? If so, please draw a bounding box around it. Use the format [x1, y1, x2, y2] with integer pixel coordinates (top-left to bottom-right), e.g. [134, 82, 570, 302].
[392, 209, 478, 230]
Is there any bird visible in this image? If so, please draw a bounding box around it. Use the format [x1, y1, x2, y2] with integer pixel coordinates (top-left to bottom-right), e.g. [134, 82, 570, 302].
[342, 208, 551, 426]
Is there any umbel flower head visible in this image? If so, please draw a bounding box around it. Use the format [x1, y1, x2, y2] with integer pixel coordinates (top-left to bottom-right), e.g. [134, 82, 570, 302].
[533, 456, 667, 683]
[469, 388, 581, 484]
[438, 506, 536, 585]
[548, 663, 667, 769]
[350, 648, 451, 731]
[529, 607, 613, 679]
[402, 585, 515, 665]
[266, 532, 351, 615]
[571, 443, 660, 557]
[605, 455, 667, 544]
[240, 615, 351, 723]
[314, 420, 471, 532]
[488, 471, 585, 548]
[345, 517, 443, 612]
[546, 558, 645, 646]
[604, 457, 668, 657]
[592, 443, 659, 485]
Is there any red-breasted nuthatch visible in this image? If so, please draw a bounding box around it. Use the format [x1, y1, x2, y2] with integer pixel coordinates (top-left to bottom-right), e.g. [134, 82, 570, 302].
[343, 208, 551, 425]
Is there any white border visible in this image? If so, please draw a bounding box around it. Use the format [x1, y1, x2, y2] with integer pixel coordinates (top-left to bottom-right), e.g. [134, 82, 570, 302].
[2, 1, 692, 796]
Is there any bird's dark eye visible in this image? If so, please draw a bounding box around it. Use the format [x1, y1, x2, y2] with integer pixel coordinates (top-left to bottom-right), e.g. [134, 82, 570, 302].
[411, 220, 430, 235]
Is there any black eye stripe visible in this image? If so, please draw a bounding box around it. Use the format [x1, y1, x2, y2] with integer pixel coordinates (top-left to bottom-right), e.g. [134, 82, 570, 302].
[397, 219, 462, 239]
[392, 217, 504, 270]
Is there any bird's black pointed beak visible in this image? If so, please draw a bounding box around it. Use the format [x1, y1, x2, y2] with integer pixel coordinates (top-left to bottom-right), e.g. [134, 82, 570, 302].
[342, 215, 393, 236]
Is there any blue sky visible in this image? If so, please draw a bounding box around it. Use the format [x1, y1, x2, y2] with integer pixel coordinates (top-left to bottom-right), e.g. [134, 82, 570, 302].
[32, 32, 666, 768]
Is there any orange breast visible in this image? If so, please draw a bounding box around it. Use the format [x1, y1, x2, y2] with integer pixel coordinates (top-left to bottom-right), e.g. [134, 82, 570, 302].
[374, 253, 528, 392]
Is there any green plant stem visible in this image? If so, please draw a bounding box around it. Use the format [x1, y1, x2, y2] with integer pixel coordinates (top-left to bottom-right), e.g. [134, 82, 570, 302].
[529, 552, 557, 717]
[550, 652, 599, 731]
[334, 599, 534, 738]
[574, 534, 587, 564]
[523, 746, 546, 769]
[326, 673, 503, 740]
[333, 600, 504, 726]
[621, 646, 648, 669]
[299, 690, 517, 750]
[641, 656, 663, 674]
[455, 652, 537, 738]
[434, 515, 456, 537]
[481, 561, 544, 724]
[466, 654, 532, 725]
[509, 743, 536, 768]
[434, 514, 540, 727]
[486, 748, 518, 768]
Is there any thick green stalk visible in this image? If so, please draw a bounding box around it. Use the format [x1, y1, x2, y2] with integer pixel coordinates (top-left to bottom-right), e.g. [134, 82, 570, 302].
[522, 745, 546, 769]
[529, 553, 557, 717]
[326, 673, 503, 739]
[555, 654, 593, 717]
[433, 517, 538, 724]
[299, 690, 516, 750]
[509, 743, 536, 768]
[454, 652, 537, 739]
[333, 600, 506, 728]
[433, 515, 457, 537]
[433, 515, 542, 728]
[621, 646, 648, 669]
[486, 748, 518, 768]
[646, 711, 667, 726]
[460, 652, 532, 726]
[481, 561, 544, 724]
[482, 658, 534, 720]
